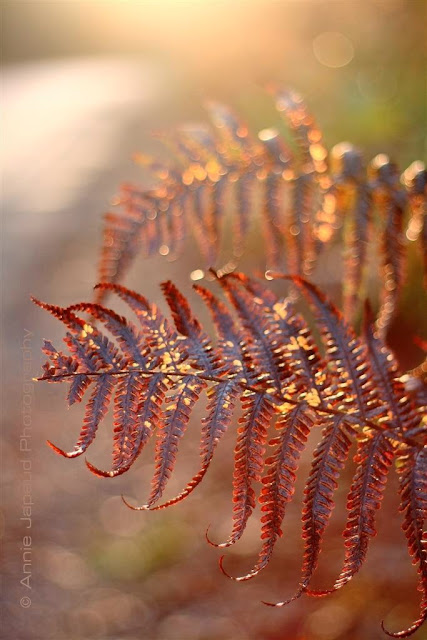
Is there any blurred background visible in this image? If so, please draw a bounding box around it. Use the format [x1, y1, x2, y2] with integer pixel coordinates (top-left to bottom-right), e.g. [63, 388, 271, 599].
[2, 1, 426, 639]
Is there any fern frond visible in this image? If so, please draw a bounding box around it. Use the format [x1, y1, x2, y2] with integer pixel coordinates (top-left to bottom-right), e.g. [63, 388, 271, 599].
[147, 281, 246, 511]
[382, 446, 427, 638]
[370, 155, 407, 336]
[273, 87, 327, 173]
[193, 283, 247, 375]
[66, 301, 150, 368]
[223, 404, 316, 581]
[86, 373, 168, 478]
[149, 282, 252, 511]
[33, 299, 125, 458]
[306, 302, 421, 597]
[216, 272, 291, 394]
[111, 373, 147, 471]
[262, 169, 286, 269]
[91, 88, 426, 357]
[33, 299, 125, 371]
[66, 373, 92, 407]
[147, 375, 207, 507]
[340, 432, 395, 584]
[270, 274, 384, 423]
[95, 90, 331, 303]
[300, 417, 355, 592]
[328, 143, 372, 322]
[402, 161, 427, 286]
[55, 373, 116, 459]
[93, 282, 187, 370]
[160, 280, 219, 374]
[258, 128, 292, 268]
[216, 392, 275, 549]
[235, 275, 328, 396]
[35, 274, 425, 637]
[150, 379, 240, 511]
[308, 431, 395, 599]
[363, 301, 420, 436]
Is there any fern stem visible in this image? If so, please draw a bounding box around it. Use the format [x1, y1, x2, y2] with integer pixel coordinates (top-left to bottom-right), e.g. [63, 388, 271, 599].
[37, 368, 424, 449]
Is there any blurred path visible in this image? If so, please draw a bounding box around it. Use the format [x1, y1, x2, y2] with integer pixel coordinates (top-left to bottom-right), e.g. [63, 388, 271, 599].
[2, 57, 168, 308]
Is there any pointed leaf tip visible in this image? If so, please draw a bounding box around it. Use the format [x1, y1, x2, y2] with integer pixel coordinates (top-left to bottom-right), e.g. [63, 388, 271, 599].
[120, 494, 150, 511]
[47, 440, 83, 459]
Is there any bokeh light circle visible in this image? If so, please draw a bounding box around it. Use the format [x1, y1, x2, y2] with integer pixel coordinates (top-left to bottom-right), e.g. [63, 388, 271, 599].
[313, 31, 354, 68]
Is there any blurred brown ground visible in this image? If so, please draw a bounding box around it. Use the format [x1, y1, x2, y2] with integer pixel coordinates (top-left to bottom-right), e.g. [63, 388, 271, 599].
[1, 2, 426, 639]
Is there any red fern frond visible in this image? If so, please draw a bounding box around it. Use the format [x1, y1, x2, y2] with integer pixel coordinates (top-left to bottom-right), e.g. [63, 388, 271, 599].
[308, 432, 394, 598]
[306, 302, 421, 598]
[215, 392, 274, 549]
[111, 374, 147, 471]
[91, 88, 424, 355]
[93, 282, 187, 370]
[86, 373, 168, 478]
[283, 417, 354, 604]
[382, 446, 427, 638]
[329, 143, 372, 322]
[66, 301, 149, 369]
[52, 373, 116, 459]
[150, 379, 240, 511]
[147, 375, 207, 508]
[364, 301, 420, 436]
[261, 169, 286, 269]
[370, 155, 407, 336]
[224, 404, 316, 581]
[193, 283, 248, 375]
[161, 280, 219, 374]
[147, 282, 246, 511]
[217, 273, 291, 394]
[339, 432, 395, 586]
[35, 274, 425, 637]
[275, 274, 383, 423]
[95, 90, 333, 303]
